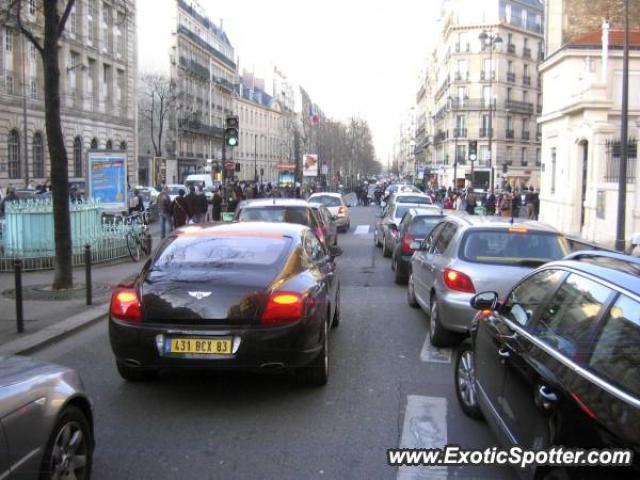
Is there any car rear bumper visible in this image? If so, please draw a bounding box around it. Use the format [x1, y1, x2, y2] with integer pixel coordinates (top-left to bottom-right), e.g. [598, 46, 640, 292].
[436, 291, 476, 333]
[109, 318, 323, 372]
[396, 254, 412, 276]
[335, 215, 349, 227]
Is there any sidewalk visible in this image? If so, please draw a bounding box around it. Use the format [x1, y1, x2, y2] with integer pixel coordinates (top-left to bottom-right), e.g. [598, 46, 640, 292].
[0, 223, 164, 356]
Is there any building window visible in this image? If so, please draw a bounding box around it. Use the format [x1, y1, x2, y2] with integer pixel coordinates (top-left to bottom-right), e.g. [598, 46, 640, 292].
[5, 28, 13, 52]
[33, 132, 44, 177]
[119, 140, 127, 151]
[506, 146, 513, 165]
[8, 129, 20, 179]
[90, 137, 98, 149]
[456, 145, 467, 164]
[106, 139, 113, 151]
[551, 147, 557, 194]
[30, 78, 37, 98]
[5, 73, 14, 94]
[74, 136, 83, 177]
[536, 148, 541, 166]
[605, 139, 637, 184]
[521, 147, 527, 166]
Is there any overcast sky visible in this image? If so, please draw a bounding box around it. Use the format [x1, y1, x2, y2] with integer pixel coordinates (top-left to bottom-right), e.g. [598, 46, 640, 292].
[138, 0, 438, 164]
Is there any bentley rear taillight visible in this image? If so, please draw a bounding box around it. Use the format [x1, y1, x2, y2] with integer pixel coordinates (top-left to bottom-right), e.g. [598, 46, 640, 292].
[110, 288, 142, 323]
[261, 292, 305, 325]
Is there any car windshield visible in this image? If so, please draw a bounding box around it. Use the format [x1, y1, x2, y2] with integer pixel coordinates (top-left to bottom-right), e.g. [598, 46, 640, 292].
[461, 230, 570, 265]
[395, 195, 432, 205]
[168, 187, 182, 195]
[410, 216, 443, 236]
[238, 207, 311, 226]
[310, 195, 342, 207]
[185, 180, 206, 189]
[392, 205, 413, 220]
[154, 236, 289, 269]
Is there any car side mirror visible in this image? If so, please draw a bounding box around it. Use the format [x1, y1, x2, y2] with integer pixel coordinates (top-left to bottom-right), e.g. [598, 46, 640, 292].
[470, 292, 499, 311]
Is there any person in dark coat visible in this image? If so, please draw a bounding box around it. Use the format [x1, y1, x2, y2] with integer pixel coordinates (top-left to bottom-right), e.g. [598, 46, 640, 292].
[485, 190, 496, 216]
[172, 189, 191, 228]
[212, 189, 222, 221]
[191, 186, 209, 223]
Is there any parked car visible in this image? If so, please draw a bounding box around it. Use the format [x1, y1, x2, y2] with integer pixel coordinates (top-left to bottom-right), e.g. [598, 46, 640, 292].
[456, 250, 640, 480]
[0, 356, 94, 479]
[166, 184, 185, 202]
[309, 202, 338, 248]
[135, 185, 160, 201]
[408, 215, 570, 346]
[235, 199, 327, 245]
[389, 206, 444, 284]
[387, 191, 433, 206]
[307, 192, 350, 233]
[109, 222, 341, 386]
[374, 203, 425, 258]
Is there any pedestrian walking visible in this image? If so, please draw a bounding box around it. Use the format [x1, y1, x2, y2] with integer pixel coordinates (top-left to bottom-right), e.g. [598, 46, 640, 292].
[128, 188, 144, 214]
[191, 186, 209, 224]
[0, 187, 18, 217]
[485, 190, 496, 216]
[212, 189, 222, 221]
[172, 189, 191, 228]
[157, 185, 173, 239]
[526, 187, 536, 220]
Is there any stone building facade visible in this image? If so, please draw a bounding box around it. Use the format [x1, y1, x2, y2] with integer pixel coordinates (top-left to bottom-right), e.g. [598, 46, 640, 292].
[0, 0, 137, 193]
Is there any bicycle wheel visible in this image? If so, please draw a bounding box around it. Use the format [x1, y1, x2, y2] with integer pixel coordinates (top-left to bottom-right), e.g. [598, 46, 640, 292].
[126, 232, 142, 262]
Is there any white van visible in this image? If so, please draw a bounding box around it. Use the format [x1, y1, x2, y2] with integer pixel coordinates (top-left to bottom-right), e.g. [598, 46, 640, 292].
[184, 174, 220, 201]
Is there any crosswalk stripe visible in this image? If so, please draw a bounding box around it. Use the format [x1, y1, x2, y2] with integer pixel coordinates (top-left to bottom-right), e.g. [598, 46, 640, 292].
[354, 225, 371, 235]
[419, 333, 452, 364]
[397, 395, 448, 480]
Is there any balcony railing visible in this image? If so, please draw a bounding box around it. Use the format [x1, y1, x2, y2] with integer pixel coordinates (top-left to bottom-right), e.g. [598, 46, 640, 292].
[454, 71, 469, 81]
[434, 130, 448, 143]
[481, 70, 496, 81]
[507, 72, 516, 82]
[455, 156, 467, 165]
[523, 47, 532, 58]
[450, 98, 492, 110]
[453, 128, 468, 138]
[538, 51, 545, 61]
[505, 100, 534, 114]
[479, 127, 493, 138]
[506, 130, 515, 139]
[536, 104, 542, 114]
[537, 77, 542, 88]
[455, 42, 470, 53]
[523, 75, 531, 85]
[522, 131, 530, 140]
[178, 117, 224, 137]
[507, 43, 516, 54]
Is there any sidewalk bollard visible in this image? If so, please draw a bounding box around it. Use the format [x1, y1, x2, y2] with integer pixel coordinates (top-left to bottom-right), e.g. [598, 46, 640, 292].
[84, 244, 92, 306]
[14, 259, 24, 333]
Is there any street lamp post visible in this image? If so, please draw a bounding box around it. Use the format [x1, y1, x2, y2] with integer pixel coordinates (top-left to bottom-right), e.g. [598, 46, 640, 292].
[254, 133, 258, 183]
[479, 30, 502, 192]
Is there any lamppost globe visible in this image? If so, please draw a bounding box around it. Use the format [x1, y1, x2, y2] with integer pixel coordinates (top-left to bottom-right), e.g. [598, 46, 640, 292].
[478, 31, 488, 42]
[494, 35, 503, 45]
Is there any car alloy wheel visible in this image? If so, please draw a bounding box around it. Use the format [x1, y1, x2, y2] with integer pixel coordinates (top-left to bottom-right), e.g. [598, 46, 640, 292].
[429, 298, 456, 347]
[455, 340, 483, 419]
[43, 407, 93, 480]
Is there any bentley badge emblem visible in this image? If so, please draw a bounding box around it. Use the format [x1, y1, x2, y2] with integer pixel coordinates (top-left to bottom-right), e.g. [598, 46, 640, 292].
[188, 291, 212, 300]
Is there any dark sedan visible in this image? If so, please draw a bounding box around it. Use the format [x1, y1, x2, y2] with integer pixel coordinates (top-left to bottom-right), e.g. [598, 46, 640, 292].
[109, 222, 340, 386]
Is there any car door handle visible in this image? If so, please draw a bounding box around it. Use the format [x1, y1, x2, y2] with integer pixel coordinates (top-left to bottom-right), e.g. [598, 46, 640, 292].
[538, 385, 558, 403]
[497, 347, 511, 359]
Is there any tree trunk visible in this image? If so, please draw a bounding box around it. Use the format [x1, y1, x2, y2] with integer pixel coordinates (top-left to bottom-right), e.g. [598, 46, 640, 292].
[43, 2, 73, 289]
[157, 96, 164, 157]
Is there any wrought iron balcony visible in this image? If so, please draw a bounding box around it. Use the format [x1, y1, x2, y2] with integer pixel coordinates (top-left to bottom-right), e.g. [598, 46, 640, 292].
[479, 127, 493, 138]
[523, 47, 532, 58]
[523, 75, 531, 86]
[538, 51, 545, 61]
[434, 130, 448, 143]
[453, 128, 468, 138]
[178, 117, 224, 138]
[507, 72, 516, 82]
[522, 131, 530, 141]
[507, 43, 516, 54]
[505, 100, 534, 114]
[536, 104, 542, 114]
[454, 71, 469, 81]
[506, 129, 515, 140]
[481, 70, 496, 81]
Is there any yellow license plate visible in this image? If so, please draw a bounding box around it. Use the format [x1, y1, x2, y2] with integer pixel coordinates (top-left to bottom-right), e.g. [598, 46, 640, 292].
[168, 337, 232, 355]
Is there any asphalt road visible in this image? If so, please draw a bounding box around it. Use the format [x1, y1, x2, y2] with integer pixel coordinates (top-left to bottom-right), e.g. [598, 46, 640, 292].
[33, 206, 516, 480]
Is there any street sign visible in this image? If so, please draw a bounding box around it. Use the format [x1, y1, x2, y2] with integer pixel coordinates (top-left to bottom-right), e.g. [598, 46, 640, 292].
[87, 151, 128, 211]
[276, 163, 296, 170]
[225, 162, 236, 170]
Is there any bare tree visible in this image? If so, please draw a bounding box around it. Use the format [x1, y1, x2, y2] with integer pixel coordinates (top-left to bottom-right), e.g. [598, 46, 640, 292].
[138, 72, 178, 159]
[2, 0, 76, 289]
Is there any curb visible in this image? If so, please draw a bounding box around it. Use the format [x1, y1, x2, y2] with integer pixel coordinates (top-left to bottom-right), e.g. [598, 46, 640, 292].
[0, 303, 108, 357]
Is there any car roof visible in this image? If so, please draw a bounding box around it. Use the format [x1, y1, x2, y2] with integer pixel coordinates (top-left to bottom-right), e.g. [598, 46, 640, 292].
[307, 202, 328, 210]
[309, 192, 342, 198]
[392, 203, 425, 212]
[174, 221, 309, 239]
[240, 199, 311, 208]
[408, 206, 444, 216]
[393, 191, 429, 197]
[443, 213, 560, 234]
[542, 251, 640, 297]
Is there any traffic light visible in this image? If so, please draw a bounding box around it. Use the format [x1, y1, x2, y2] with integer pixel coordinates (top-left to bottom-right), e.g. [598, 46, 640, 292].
[469, 140, 478, 162]
[225, 116, 239, 147]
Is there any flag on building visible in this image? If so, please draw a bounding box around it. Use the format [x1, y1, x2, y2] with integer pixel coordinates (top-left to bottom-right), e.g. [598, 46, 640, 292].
[309, 103, 320, 127]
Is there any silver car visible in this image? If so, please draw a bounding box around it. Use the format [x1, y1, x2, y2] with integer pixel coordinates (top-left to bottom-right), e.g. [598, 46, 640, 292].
[0, 356, 94, 479]
[408, 215, 570, 346]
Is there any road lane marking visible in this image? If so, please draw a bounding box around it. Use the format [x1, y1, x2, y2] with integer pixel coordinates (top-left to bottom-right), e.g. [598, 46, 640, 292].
[354, 225, 371, 235]
[419, 334, 452, 363]
[397, 395, 448, 480]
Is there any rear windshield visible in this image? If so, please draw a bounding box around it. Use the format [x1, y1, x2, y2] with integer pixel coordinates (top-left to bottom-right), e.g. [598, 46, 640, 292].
[185, 180, 206, 189]
[410, 216, 443, 236]
[238, 206, 312, 226]
[154, 236, 289, 268]
[393, 205, 413, 219]
[460, 230, 570, 265]
[396, 195, 432, 205]
[310, 195, 342, 207]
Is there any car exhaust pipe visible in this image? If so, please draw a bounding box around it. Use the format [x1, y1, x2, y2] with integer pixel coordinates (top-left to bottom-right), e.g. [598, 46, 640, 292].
[124, 358, 143, 367]
[260, 362, 285, 370]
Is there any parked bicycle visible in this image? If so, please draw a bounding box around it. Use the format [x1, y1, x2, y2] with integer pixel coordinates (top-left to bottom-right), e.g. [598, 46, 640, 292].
[102, 211, 152, 262]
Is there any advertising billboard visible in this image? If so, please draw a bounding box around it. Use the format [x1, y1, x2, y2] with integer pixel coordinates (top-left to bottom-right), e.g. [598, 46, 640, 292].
[87, 151, 128, 211]
[302, 154, 318, 177]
